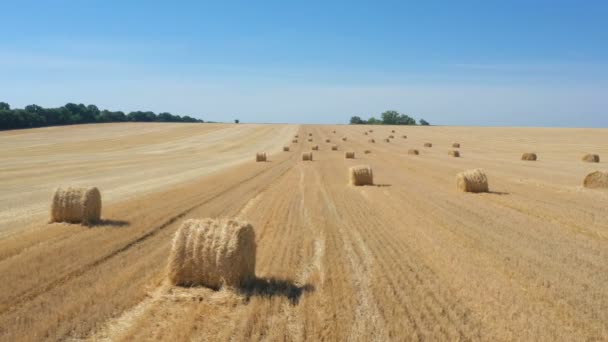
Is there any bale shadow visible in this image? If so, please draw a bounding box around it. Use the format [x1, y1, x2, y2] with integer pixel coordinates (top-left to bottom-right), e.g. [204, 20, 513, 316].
[488, 191, 509, 196]
[238, 277, 315, 305]
[373, 184, 392, 187]
[90, 219, 130, 227]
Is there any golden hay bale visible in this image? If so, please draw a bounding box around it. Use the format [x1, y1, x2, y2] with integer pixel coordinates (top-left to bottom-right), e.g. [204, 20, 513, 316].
[342, 137, 347, 141]
[388, 135, 395, 139]
[50, 187, 102, 224]
[384, 138, 390, 143]
[582, 154, 600, 163]
[312, 145, 319, 150]
[402, 135, 407, 139]
[292, 139, 298, 143]
[256, 153, 267, 162]
[424, 143, 432, 148]
[308, 133, 313, 136]
[391, 130, 395, 133]
[302, 152, 313, 161]
[456, 169, 489, 193]
[167, 218, 256, 289]
[369, 129, 374, 132]
[369, 139, 375, 143]
[408, 149, 419, 155]
[345, 151, 355, 159]
[332, 145, 338, 151]
[364, 132, 369, 135]
[449, 150, 460, 158]
[283, 146, 290, 152]
[308, 138, 313, 142]
[364, 150, 371, 154]
[325, 139, 331, 143]
[295, 135, 299, 138]
[583, 171, 608, 189]
[521, 153, 537, 161]
[349, 165, 373, 186]
[333, 130, 336, 133]
[452, 143, 460, 148]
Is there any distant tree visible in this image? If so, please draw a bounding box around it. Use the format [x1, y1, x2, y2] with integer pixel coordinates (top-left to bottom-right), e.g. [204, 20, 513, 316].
[367, 117, 381, 125]
[419, 118, 430, 126]
[349, 116, 364, 124]
[235, 119, 239, 124]
[380, 110, 400, 125]
[0, 102, 10, 110]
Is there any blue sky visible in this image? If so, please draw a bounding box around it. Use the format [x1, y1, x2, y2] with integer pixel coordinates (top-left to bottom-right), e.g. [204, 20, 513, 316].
[1, 1, 607, 126]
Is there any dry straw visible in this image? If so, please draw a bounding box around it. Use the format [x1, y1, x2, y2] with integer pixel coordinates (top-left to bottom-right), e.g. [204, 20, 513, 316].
[456, 169, 489, 193]
[332, 145, 338, 151]
[345, 151, 355, 159]
[50, 187, 101, 225]
[582, 154, 600, 163]
[408, 149, 419, 155]
[349, 165, 373, 186]
[312, 145, 319, 150]
[583, 171, 608, 189]
[424, 143, 433, 148]
[256, 153, 267, 162]
[449, 150, 461, 157]
[167, 218, 256, 289]
[521, 153, 537, 161]
[283, 146, 290, 152]
[302, 152, 313, 161]
[452, 143, 460, 148]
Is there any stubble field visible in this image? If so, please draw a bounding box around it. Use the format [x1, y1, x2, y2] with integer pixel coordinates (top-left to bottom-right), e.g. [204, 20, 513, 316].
[0, 123, 607, 341]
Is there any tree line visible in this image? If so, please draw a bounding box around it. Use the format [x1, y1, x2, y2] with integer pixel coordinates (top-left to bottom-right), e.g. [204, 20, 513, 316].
[350, 110, 429, 126]
[0, 102, 203, 131]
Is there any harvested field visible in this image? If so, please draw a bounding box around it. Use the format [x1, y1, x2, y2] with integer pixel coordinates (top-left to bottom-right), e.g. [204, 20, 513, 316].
[1, 124, 608, 341]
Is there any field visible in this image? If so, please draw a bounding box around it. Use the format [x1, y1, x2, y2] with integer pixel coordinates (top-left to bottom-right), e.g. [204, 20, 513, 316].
[0, 123, 607, 341]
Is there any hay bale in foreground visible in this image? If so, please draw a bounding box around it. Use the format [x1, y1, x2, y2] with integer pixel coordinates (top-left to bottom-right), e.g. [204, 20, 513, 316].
[583, 171, 608, 189]
[449, 150, 460, 158]
[331, 145, 338, 151]
[349, 165, 373, 186]
[408, 149, 419, 155]
[283, 146, 290, 152]
[50, 187, 102, 224]
[521, 153, 537, 161]
[311, 145, 319, 151]
[167, 218, 256, 289]
[345, 151, 355, 159]
[302, 152, 313, 161]
[582, 154, 600, 163]
[456, 169, 489, 193]
[452, 143, 460, 148]
[424, 143, 432, 148]
[256, 153, 267, 162]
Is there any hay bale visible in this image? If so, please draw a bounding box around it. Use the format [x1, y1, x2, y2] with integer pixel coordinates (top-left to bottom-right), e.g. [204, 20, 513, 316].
[402, 135, 407, 139]
[391, 130, 395, 133]
[452, 143, 460, 148]
[342, 137, 347, 141]
[384, 138, 390, 143]
[408, 149, 419, 155]
[325, 139, 331, 143]
[283, 146, 290, 152]
[295, 135, 299, 138]
[308, 133, 312, 136]
[333, 130, 336, 133]
[256, 153, 267, 162]
[302, 152, 313, 161]
[369, 139, 375, 143]
[521, 153, 537, 161]
[369, 129, 374, 132]
[449, 150, 460, 158]
[388, 135, 395, 139]
[332, 145, 338, 151]
[583, 171, 608, 189]
[424, 143, 432, 148]
[456, 169, 489, 193]
[582, 154, 600, 163]
[292, 139, 298, 143]
[167, 218, 256, 289]
[364, 150, 371, 154]
[307, 138, 313, 142]
[364, 132, 369, 135]
[312, 145, 319, 151]
[345, 151, 355, 159]
[349, 165, 373, 186]
[50, 187, 102, 224]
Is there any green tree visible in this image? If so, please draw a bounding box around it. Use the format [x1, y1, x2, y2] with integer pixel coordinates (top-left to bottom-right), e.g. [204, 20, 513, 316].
[349, 116, 364, 124]
[380, 110, 400, 125]
[0, 102, 10, 110]
[419, 118, 430, 126]
[367, 117, 381, 125]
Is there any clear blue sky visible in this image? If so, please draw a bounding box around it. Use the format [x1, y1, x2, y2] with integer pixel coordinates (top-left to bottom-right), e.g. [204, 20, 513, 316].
[1, 1, 607, 127]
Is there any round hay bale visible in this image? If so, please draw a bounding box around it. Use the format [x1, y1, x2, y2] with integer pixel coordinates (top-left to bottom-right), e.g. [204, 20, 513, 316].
[369, 139, 375, 143]
[452, 143, 460, 148]
[256, 153, 267, 162]
[424, 143, 432, 148]
[384, 138, 390, 143]
[302, 152, 313, 161]
[408, 149, 419, 155]
[364, 150, 371, 154]
[342, 137, 347, 141]
[167, 218, 256, 289]
[364, 132, 369, 135]
[345, 151, 355, 159]
[369, 129, 374, 133]
[333, 130, 336, 133]
[294, 135, 299, 138]
[449, 150, 460, 158]
[391, 130, 395, 133]
[401, 135, 407, 139]
[50, 187, 102, 224]
[521, 153, 537, 161]
[292, 139, 298, 143]
[582, 154, 600, 163]
[349, 165, 373, 186]
[388, 135, 395, 139]
[456, 169, 489, 193]
[307, 138, 313, 142]
[325, 139, 331, 143]
[583, 171, 608, 189]
[308, 133, 312, 136]
[283, 146, 290, 152]
[331, 145, 338, 151]
[311, 145, 319, 151]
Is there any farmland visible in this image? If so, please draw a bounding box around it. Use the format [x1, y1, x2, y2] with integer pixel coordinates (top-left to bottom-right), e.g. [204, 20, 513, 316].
[0, 123, 607, 341]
